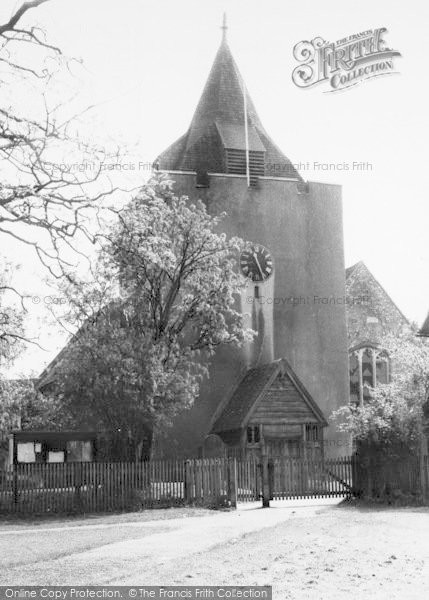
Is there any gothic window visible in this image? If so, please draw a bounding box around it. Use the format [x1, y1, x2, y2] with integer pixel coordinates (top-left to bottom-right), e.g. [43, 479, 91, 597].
[247, 425, 260, 444]
[305, 424, 321, 442]
[349, 345, 390, 406]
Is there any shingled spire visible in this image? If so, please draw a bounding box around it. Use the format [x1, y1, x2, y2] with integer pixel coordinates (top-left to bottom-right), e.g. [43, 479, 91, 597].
[156, 19, 301, 181]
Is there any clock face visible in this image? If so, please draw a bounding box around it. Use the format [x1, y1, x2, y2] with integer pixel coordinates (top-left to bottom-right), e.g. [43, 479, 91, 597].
[240, 244, 274, 282]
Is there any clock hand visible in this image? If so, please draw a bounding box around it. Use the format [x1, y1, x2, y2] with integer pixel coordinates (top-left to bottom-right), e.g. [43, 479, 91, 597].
[253, 252, 264, 278]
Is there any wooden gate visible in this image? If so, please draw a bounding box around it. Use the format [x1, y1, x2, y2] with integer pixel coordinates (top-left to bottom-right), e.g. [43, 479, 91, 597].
[235, 455, 354, 503]
[268, 456, 354, 499]
[236, 457, 261, 502]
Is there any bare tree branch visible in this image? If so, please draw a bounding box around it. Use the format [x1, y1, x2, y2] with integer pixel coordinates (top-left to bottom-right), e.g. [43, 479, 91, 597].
[0, 1, 51, 35]
[0, 1, 136, 358]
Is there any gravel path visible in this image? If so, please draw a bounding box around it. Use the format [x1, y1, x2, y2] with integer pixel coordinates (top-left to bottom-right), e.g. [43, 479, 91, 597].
[1, 500, 428, 599]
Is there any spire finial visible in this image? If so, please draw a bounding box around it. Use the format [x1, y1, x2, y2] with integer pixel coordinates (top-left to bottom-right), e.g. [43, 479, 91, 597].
[221, 12, 228, 42]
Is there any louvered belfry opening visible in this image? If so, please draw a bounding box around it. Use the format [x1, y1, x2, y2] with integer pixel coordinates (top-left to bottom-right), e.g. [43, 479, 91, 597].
[155, 32, 303, 183]
[225, 148, 265, 186]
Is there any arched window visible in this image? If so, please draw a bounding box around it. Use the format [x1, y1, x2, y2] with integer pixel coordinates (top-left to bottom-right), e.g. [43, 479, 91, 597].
[349, 344, 390, 406]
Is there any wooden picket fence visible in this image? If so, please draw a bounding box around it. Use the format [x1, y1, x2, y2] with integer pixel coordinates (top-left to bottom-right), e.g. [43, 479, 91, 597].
[0, 458, 234, 515]
[8, 453, 429, 515]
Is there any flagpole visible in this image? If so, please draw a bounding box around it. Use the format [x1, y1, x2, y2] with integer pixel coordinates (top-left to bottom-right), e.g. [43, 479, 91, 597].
[223, 13, 250, 187]
[243, 81, 250, 187]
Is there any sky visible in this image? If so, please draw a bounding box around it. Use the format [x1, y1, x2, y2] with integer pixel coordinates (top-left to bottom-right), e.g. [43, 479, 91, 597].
[1, 0, 428, 376]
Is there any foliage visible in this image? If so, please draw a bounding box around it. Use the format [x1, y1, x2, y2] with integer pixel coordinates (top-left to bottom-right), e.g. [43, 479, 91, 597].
[0, 262, 25, 366]
[48, 176, 251, 459]
[332, 331, 429, 453]
[0, 377, 65, 439]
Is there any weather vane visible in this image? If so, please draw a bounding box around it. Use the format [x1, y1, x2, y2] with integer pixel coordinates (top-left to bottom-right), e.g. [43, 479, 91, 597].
[221, 13, 228, 42]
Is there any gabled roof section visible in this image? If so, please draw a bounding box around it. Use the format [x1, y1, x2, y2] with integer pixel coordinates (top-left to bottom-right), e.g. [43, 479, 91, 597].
[210, 357, 327, 433]
[349, 340, 386, 352]
[215, 121, 265, 152]
[37, 301, 126, 391]
[345, 261, 362, 279]
[38, 342, 69, 390]
[156, 34, 302, 180]
[345, 260, 409, 325]
[418, 311, 429, 337]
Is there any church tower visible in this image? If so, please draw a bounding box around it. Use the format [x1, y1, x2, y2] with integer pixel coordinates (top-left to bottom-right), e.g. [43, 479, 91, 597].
[155, 18, 350, 458]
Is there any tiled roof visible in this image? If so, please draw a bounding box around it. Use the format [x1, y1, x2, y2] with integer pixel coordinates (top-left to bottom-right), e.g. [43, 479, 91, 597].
[345, 261, 363, 279]
[418, 311, 429, 337]
[345, 261, 409, 325]
[156, 39, 302, 180]
[37, 301, 125, 390]
[216, 122, 265, 152]
[211, 362, 279, 432]
[211, 358, 327, 433]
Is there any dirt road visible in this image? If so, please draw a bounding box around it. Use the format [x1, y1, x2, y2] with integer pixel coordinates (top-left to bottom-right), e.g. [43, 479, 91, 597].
[1, 500, 428, 599]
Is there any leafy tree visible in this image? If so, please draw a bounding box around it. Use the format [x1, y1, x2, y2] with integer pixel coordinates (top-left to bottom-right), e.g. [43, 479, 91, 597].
[0, 262, 26, 365]
[0, 377, 66, 468]
[0, 377, 64, 435]
[332, 331, 429, 455]
[44, 176, 251, 459]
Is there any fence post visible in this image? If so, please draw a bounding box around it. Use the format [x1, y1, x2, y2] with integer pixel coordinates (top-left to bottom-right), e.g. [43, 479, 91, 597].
[12, 464, 18, 508]
[351, 454, 358, 497]
[268, 460, 274, 500]
[183, 459, 191, 504]
[261, 455, 270, 508]
[12, 435, 18, 509]
[419, 435, 428, 503]
[74, 462, 83, 511]
[423, 454, 429, 504]
[227, 458, 237, 508]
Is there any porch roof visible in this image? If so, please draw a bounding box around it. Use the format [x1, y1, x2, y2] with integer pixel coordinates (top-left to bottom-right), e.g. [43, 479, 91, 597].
[210, 357, 327, 434]
[10, 430, 97, 443]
